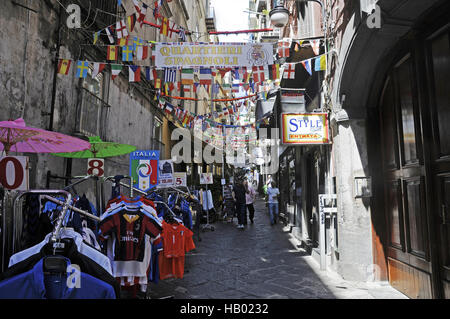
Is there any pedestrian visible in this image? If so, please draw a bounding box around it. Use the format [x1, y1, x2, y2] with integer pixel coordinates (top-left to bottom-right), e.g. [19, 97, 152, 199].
[244, 179, 256, 224]
[232, 177, 247, 229]
[267, 181, 280, 225]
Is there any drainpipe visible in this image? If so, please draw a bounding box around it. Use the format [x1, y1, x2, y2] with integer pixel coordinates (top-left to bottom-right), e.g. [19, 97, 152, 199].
[48, 1, 63, 131]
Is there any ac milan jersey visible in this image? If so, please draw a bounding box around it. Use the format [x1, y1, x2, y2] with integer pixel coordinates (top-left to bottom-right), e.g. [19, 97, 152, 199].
[100, 209, 162, 262]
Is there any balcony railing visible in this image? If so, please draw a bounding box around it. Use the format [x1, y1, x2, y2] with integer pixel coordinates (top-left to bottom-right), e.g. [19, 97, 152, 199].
[76, 88, 110, 139]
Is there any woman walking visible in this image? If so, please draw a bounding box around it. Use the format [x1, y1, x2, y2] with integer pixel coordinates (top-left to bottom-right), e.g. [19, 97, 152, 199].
[245, 179, 256, 224]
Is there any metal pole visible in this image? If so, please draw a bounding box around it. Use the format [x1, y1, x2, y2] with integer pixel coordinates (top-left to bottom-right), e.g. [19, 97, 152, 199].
[319, 194, 326, 270]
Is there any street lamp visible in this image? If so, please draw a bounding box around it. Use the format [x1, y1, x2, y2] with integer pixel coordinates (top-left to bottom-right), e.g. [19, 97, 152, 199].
[269, 0, 290, 28]
[269, 0, 325, 30]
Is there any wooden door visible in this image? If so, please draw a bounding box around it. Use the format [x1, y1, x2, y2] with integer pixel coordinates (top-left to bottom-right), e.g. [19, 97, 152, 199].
[379, 54, 433, 298]
[425, 25, 450, 298]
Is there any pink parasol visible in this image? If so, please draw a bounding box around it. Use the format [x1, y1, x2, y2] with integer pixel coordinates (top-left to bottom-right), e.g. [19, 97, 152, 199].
[0, 118, 91, 155]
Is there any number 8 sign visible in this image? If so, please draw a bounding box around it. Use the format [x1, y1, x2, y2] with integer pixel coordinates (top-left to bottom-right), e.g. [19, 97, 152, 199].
[87, 158, 105, 177]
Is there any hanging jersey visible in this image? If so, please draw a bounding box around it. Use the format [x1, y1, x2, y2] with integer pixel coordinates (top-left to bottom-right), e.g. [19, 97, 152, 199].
[100, 210, 162, 262]
[159, 221, 195, 280]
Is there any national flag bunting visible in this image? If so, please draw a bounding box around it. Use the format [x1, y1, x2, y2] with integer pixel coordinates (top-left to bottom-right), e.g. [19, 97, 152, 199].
[92, 63, 105, 78]
[138, 3, 148, 27]
[269, 64, 280, 80]
[122, 45, 134, 61]
[107, 46, 118, 61]
[164, 68, 177, 83]
[111, 64, 123, 80]
[160, 17, 170, 36]
[76, 61, 89, 78]
[283, 63, 296, 80]
[314, 55, 327, 71]
[302, 59, 312, 75]
[129, 65, 141, 82]
[57, 59, 71, 75]
[165, 102, 174, 114]
[155, 78, 162, 89]
[181, 68, 194, 85]
[93, 31, 100, 45]
[199, 68, 212, 85]
[116, 20, 128, 39]
[158, 98, 166, 110]
[136, 45, 148, 60]
[105, 25, 115, 44]
[127, 13, 137, 33]
[311, 40, 321, 55]
[117, 37, 129, 46]
[277, 38, 291, 58]
[178, 27, 186, 42]
[252, 66, 265, 83]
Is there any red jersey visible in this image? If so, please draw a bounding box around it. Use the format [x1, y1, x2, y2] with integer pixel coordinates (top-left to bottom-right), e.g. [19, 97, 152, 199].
[159, 221, 195, 280]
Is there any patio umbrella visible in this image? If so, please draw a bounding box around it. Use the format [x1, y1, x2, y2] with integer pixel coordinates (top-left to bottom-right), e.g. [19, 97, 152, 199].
[51, 136, 136, 158]
[0, 118, 91, 155]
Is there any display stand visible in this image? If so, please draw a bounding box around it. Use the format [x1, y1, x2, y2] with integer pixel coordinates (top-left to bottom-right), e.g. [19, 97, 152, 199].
[201, 184, 214, 232]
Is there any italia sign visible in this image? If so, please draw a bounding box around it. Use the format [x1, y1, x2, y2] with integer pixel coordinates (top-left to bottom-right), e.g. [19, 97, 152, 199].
[281, 113, 330, 145]
[129, 150, 159, 192]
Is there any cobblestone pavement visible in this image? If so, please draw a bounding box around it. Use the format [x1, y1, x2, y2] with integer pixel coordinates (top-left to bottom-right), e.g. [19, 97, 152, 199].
[147, 197, 407, 299]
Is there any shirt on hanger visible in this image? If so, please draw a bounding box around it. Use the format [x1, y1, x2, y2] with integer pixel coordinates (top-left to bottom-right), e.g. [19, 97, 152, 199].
[0, 238, 120, 298]
[0, 257, 116, 299]
[8, 228, 112, 274]
[100, 210, 162, 262]
[158, 221, 195, 280]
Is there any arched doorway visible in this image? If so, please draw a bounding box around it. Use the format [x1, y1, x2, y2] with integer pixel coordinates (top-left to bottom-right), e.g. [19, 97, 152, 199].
[374, 11, 450, 299]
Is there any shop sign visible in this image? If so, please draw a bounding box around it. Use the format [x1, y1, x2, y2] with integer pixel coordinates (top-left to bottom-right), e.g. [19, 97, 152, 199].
[281, 113, 330, 145]
[280, 89, 306, 113]
[158, 160, 174, 187]
[155, 43, 274, 68]
[0, 156, 29, 191]
[130, 150, 159, 192]
[87, 158, 104, 177]
[200, 173, 213, 185]
[174, 172, 187, 187]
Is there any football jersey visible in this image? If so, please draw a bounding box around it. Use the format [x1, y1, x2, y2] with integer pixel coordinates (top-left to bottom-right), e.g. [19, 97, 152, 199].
[100, 209, 162, 262]
[159, 221, 195, 280]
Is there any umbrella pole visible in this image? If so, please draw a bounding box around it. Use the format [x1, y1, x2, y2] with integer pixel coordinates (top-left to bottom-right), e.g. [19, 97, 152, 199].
[94, 177, 100, 216]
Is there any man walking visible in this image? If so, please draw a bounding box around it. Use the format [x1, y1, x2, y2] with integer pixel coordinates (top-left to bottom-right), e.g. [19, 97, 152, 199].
[232, 177, 247, 229]
[267, 182, 280, 225]
[245, 179, 256, 224]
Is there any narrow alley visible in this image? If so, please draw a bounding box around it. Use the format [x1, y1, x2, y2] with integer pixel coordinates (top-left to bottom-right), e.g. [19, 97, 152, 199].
[147, 197, 407, 299]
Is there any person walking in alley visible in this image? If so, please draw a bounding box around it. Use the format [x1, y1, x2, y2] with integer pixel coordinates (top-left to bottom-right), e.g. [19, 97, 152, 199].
[232, 177, 247, 229]
[267, 182, 280, 225]
[245, 179, 256, 224]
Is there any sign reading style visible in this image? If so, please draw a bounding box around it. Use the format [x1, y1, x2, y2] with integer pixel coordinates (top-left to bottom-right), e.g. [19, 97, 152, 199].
[281, 113, 330, 145]
[155, 43, 274, 68]
[0, 156, 29, 191]
[130, 150, 159, 192]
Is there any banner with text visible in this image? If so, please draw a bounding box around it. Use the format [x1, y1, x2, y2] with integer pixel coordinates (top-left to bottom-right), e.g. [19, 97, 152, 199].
[155, 43, 274, 68]
[281, 113, 330, 145]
